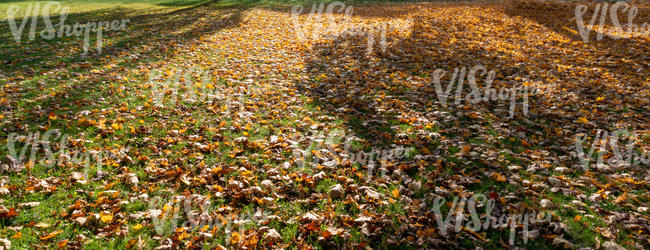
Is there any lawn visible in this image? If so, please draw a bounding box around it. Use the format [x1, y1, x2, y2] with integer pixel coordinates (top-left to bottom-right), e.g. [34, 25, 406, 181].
[0, 0, 648, 248]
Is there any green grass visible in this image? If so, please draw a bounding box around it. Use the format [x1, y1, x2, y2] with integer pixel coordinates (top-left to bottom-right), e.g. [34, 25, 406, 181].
[1, 0, 647, 248]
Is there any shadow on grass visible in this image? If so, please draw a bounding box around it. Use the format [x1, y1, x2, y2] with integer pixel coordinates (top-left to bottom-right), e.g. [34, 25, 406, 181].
[0, 0, 247, 133]
[158, 0, 212, 7]
[294, 3, 649, 246]
[296, 1, 649, 176]
[502, 0, 650, 75]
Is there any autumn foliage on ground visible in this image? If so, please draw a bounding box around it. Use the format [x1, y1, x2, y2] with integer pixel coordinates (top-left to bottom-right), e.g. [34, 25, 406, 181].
[0, 0, 648, 249]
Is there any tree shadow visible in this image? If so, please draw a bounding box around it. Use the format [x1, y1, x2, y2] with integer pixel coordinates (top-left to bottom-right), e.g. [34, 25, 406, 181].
[298, 11, 525, 146]
[158, 0, 212, 7]
[499, 0, 649, 123]
[0, 0, 243, 74]
[502, 0, 650, 58]
[295, 4, 649, 245]
[296, 1, 648, 171]
[0, 1, 246, 132]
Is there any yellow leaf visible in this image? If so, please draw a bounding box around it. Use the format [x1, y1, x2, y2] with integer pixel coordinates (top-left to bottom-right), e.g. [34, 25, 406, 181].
[25, 160, 34, 171]
[111, 123, 121, 130]
[241, 170, 253, 177]
[231, 232, 240, 245]
[392, 188, 400, 198]
[35, 222, 51, 228]
[100, 211, 113, 223]
[98, 119, 107, 130]
[596, 96, 605, 102]
[11, 232, 22, 239]
[577, 117, 588, 124]
[178, 231, 190, 240]
[132, 224, 143, 231]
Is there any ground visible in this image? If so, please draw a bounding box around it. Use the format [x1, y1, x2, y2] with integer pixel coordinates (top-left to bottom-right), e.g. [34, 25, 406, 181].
[0, 0, 649, 249]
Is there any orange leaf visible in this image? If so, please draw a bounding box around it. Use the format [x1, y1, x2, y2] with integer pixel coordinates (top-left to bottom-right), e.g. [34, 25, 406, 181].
[40, 230, 62, 241]
[11, 232, 22, 239]
[614, 192, 628, 204]
[58, 240, 68, 248]
[491, 173, 506, 182]
[0, 207, 18, 218]
[392, 188, 400, 198]
[574, 215, 582, 222]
